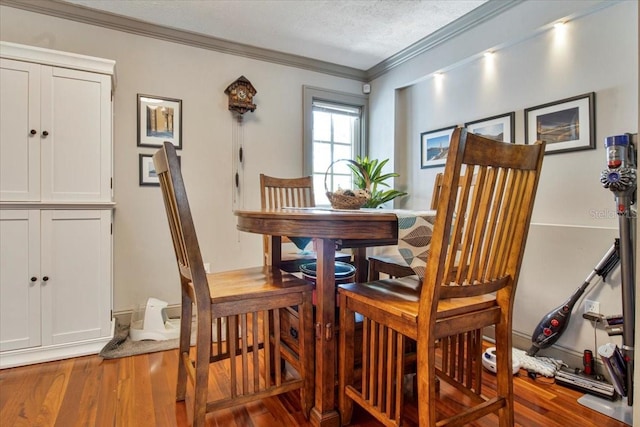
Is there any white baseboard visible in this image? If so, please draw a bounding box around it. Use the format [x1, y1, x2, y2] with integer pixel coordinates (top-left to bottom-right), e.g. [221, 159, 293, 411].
[0, 320, 115, 369]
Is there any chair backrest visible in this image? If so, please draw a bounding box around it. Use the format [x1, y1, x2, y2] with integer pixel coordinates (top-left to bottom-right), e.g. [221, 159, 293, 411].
[153, 142, 211, 311]
[430, 172, 474, 210]
[259, 174, 315, 262]
[421, 127, 545, 308]
[260, 174, 315, 209]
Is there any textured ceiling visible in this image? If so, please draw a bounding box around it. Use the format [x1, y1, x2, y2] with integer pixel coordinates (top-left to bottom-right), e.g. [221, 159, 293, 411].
[61, 0, 487, 70]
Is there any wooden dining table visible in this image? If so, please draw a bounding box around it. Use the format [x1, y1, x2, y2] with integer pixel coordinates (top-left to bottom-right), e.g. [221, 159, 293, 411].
[235, 207, 401, 427]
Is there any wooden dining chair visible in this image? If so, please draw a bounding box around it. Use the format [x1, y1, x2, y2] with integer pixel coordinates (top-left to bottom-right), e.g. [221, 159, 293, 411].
[367, 172, 483, 395]
[259, 173, 354, 377]
[367, 172, 473, 281]
[154, 142, 314, 427]
[338, 128, 545, 426]
[260, 173, 351, 272]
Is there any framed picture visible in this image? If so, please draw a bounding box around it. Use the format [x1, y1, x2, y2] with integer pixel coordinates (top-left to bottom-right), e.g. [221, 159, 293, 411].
[420, 126, 457, 169]
[465, 112, 515, 143]
[524, 92, 595, 154]
[139, 153, 180, 186]
[137, 94, 182, 149]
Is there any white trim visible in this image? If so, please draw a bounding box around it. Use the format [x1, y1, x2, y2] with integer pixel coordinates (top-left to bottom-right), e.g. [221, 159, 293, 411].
[0, 41, 116, 87]
[0, 319, 115, 369]
[0, 202, 116, 209]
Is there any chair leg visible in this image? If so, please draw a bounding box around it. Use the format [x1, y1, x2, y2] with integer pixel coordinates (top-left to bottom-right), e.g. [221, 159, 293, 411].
[338, 292, 355, 425]
[192, 310, 214, 427]
[299, 292, 315, 417]
[368, 259, 380, 281]
[417, 336, 438, 426]
[495, 321, 514, 427]
[177, 293, 192, 402]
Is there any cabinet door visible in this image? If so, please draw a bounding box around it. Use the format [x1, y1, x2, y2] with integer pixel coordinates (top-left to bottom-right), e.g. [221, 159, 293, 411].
[40, 210, 112, 345]
[0, 59, 41, 201]
[0, 210, 41, 351]
[40, 67, 112, 202]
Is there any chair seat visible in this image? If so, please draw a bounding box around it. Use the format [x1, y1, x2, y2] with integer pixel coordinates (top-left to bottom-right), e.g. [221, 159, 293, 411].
[206, 266, 312, 303]
[338, 278, 497, 339]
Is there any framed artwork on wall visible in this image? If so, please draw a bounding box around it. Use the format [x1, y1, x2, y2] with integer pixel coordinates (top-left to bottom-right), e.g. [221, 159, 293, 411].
[139, 153, 180, 186]
[137, 94, 182, 149]
[465, 112, 515, 143]
[420, 125, 457, 169]
[524, 92, 595, 154]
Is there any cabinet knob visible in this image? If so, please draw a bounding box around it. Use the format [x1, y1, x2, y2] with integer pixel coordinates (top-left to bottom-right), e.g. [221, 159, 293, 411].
[30, 276, 37, 282]
[30, 129, 37, 135]
[42, 131, 49, 137]
[42, 276, 49, 282]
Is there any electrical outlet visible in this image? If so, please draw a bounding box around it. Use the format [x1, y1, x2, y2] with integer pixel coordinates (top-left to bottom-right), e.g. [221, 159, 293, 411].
[204, 262, 211, 273]
[584, 299, 600, 314]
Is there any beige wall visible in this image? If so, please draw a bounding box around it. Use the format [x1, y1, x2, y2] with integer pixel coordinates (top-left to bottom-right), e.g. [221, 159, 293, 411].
[0, 5, 363, 313]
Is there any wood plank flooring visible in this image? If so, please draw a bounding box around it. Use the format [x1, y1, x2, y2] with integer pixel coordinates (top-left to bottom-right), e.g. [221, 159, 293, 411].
[0, 347, 629, 427]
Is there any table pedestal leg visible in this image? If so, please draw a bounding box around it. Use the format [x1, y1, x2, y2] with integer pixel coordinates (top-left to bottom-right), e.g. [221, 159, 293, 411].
[310, 238, 340, 427]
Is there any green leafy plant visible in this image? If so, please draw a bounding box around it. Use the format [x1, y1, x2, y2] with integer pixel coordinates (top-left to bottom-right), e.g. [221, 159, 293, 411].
[349, 156, 408, 208]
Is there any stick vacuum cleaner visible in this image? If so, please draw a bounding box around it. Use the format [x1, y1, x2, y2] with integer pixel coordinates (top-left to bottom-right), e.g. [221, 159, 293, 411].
[527, 244, 620, 356]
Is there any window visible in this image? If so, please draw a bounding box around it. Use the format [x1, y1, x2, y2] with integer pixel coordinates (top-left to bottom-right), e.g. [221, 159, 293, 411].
[303, 87, 368, 205]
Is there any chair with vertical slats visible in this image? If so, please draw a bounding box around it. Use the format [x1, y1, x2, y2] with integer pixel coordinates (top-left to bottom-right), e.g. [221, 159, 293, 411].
[367, 172, 483, 394]
[154, 142, 314, 427]
[260, 173, 351, 272]
[338, 128, 545, 426]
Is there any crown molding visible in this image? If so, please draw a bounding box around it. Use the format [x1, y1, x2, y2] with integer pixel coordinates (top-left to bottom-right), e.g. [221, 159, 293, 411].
[0, 0, 367, 81]
[365, 0, 524, 80]
[1, 0, 522, 82]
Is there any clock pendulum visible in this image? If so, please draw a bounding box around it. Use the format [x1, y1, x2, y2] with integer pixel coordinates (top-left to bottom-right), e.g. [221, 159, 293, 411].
[224, 76, 257, 210]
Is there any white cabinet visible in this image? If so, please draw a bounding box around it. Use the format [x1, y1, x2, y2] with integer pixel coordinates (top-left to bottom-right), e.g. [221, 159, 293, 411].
[0, 210, 41, 352]
[0, 42, 115, 368]
[0, 210, 112, 352]
[0, 55, 112, 201]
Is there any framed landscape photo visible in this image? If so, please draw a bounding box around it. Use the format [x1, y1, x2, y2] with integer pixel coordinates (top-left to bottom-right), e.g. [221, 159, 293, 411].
[139, 154, 159, 186]
[137, 94, 182, 149]
[139, 153, 180, 186]
[524, 92, 595, 154]
[420, 125, 457, 169]
[465, 112, 515, 143]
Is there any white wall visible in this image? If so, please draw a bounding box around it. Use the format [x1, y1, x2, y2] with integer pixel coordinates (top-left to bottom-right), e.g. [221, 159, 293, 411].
[370, 0, 637, 366]
[0, 5, 363, 313]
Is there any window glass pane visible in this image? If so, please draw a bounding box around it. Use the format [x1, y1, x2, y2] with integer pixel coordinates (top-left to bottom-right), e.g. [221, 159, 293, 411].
[313, 142, 331, 173]
[313, 174, 329, 205]
[333, 114, 353, 144]
[313, 111, 331, 141]
[330, 158, 351, 174]
[334, 144, 352, 162]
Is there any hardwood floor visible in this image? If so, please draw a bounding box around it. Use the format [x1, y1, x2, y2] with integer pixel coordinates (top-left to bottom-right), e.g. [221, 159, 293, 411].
[0, 347, 629, 427]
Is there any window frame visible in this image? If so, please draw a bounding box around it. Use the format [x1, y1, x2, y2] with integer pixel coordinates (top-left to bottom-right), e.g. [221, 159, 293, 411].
[302, 86, 368, 180]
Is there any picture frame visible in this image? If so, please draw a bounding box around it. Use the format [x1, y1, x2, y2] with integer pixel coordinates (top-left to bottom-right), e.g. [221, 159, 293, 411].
[524, 92, 595, 154]
[465, 112, 515, 143]
[137, 94, 182, 149]
[139, 153, 180, 186]
[420, 125, 457, 169]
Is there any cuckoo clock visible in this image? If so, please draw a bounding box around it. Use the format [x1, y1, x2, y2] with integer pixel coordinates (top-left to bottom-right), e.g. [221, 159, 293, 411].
[224, 76, 257, 114]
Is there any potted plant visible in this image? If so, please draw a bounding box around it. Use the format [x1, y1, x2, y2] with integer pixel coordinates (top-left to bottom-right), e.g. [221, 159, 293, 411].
[349, 156, 407, 208]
